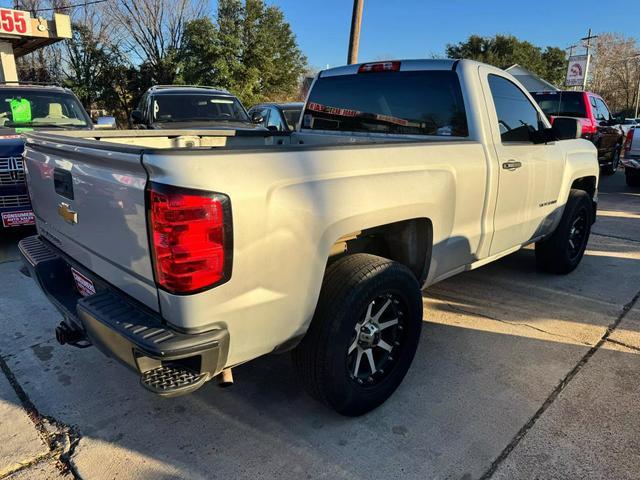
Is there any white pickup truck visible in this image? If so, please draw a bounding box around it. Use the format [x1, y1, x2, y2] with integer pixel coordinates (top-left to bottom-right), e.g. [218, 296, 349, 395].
[623, 126, 640, 187]
[20, 60, 599, 416]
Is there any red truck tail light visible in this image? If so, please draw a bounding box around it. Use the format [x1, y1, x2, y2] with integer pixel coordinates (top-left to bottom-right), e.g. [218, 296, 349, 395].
[578, 118, 597, 139]
[358, 61, 401, 73]
[624, 128, 634, 154]
[147, 183, 232, 294]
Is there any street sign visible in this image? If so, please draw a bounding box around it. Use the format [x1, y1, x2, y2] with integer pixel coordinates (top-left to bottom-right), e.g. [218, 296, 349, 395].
[0, 8, 32, 37]
[565, 55, 590, 87]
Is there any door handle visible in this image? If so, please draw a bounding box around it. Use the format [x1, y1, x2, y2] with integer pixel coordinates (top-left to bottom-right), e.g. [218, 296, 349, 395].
[502, 160, 522, 171]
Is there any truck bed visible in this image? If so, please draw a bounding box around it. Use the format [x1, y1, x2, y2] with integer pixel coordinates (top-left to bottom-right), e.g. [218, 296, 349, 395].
[24, 128, 484, 366]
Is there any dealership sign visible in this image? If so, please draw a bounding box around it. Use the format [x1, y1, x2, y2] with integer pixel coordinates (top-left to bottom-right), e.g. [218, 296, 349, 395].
[565, 55, 590, 87]
[0, 8, 32, 37]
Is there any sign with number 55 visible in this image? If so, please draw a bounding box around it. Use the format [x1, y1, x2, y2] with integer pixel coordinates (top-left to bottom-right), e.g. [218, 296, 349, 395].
[0, 8, 32, 37]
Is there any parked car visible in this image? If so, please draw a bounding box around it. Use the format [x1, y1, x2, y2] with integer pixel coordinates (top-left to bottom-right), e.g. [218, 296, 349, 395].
[532, 91, 624, 175]
[622, 126, 640, 187]
[0, 83, 109, 231]
[20, 59, 598, 416]
[619, 118, 637, 137]
[248, 102, 303, 131]
[130, 85, 264, 131]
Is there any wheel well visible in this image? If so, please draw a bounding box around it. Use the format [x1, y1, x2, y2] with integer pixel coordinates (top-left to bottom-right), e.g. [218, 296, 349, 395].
[328, 218, 432, 283]
[571, 176, 597, 199]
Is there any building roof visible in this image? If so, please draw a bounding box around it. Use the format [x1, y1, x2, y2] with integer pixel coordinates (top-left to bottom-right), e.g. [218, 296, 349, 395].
[505, 64, 559, 92]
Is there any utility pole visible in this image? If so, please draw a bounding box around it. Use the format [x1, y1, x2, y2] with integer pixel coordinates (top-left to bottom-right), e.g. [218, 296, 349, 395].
[347, 0, 364, 65]
[580, 28, 598, 91]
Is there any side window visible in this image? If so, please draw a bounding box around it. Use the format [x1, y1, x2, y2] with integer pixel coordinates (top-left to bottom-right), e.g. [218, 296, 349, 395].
[488, 74, 545, 143]
[590, 96, 604, 121]
[595, 98, 611, 121]
[267, 108, 283, 131]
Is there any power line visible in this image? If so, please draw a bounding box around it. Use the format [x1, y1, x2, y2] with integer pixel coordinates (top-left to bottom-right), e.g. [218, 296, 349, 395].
[26, 0, 108, 13]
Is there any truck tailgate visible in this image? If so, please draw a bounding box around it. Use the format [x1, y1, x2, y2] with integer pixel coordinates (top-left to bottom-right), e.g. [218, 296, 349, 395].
[630, 128, 640, 157]
[23, 136, 158, 311]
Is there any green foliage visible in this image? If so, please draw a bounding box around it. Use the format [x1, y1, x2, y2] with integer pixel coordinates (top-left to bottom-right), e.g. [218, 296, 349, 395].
[179, 0, 307, 106]
[446, 34, 566, 86]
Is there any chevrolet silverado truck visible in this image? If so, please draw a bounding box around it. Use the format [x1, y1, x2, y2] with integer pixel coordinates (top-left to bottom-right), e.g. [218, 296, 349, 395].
[20, 60, 599, 416]
[0, 83, 111, 231]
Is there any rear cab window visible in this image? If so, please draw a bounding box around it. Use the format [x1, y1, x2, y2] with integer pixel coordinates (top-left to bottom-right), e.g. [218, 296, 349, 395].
[531, 91, 587, 119]
[303, 69, 468, 137]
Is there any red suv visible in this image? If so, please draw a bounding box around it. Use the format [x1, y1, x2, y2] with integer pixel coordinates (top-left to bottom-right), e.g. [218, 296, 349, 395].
[532, 91, 624, 175]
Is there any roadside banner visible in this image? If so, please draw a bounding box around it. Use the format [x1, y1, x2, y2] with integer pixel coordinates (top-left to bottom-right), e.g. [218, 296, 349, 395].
[565, 55, 590, 87]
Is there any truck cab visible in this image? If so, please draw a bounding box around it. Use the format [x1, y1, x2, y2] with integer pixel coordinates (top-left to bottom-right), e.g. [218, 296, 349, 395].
[0, 83, 93, 230]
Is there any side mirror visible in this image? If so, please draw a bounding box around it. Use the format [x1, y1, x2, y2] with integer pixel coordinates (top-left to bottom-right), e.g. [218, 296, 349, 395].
[552, 117, 582, 140]
[130, 110, 144, 124]
[251, 111, 264, 124]
[94, 116, 116, 130]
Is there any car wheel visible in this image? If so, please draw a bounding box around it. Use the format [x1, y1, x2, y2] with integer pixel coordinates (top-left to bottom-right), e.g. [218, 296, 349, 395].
[626, 169, 640, 187]
[535, 189, 593, 274]
[292, 253, 423, 416]
[602, 148, 620, 175]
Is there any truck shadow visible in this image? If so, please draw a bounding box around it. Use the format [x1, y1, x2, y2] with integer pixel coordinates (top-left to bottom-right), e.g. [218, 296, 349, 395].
[2, 236, 639, 479]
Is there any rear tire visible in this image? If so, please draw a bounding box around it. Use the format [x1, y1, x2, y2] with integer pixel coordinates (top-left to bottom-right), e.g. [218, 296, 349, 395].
[535, 189, 592, 274]
[292, 254, 423, 416]
[626, 169, 640, 187]
[602, 148, 620, 175]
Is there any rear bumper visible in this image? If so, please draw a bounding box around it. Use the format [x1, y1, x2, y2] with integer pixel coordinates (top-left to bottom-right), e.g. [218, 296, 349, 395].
[622, 155, 640, 171]
[19, 235, 230, 396]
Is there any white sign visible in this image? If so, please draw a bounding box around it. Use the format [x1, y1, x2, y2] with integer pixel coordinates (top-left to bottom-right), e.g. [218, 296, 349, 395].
[565, 55, 590, 87]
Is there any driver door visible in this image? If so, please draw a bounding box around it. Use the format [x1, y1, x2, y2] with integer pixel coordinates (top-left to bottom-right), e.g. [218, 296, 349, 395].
[481, 71, 565, 255]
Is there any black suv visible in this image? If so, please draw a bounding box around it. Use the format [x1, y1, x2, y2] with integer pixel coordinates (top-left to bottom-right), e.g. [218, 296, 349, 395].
[130, 85, 264, 130]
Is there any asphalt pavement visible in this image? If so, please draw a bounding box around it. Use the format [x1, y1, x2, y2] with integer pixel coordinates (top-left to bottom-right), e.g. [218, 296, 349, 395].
[0, 170, 638, 479]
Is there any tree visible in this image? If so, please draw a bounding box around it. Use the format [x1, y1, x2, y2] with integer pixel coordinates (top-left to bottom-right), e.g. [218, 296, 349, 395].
[446, 34, 566, 87]
[588, 33, 640, 114]
[112, 0, 206, 84]
[179, 0, 307, 106]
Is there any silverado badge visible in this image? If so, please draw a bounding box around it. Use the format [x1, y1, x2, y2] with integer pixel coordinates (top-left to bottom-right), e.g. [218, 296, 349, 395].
[57, 202, 78, 225]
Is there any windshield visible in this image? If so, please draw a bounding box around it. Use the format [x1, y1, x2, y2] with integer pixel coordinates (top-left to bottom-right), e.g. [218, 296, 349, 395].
[531, 92, 587, 119]
[152, 94, 249, 123]
[303, 70, 468, 137]
[0, 89, 89, 128]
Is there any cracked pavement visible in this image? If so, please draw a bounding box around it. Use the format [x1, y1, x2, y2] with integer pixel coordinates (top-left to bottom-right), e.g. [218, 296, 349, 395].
[0, 170, 638, 479]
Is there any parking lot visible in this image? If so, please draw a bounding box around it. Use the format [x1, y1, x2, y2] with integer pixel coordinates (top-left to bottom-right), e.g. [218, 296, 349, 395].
[0, 170, 638, 480]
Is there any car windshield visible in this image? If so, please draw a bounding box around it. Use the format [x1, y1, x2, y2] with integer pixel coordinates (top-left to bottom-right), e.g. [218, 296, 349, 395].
[0, 89, 89, 128]
[282, 107, 302, 130]
[303, 70, 468, 136]
[152, 94, 249, 123]
[531, 92, 587, 119]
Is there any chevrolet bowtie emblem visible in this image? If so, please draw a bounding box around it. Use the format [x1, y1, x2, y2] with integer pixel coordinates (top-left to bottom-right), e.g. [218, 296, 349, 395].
[57, 202, 78, 225]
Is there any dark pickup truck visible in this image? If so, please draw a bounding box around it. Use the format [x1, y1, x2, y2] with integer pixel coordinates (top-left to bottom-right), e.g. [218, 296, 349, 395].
[0, 83, 102, 230]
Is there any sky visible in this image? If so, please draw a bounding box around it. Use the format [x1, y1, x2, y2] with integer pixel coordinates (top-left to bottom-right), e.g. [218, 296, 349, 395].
[262, 0, 640, 69]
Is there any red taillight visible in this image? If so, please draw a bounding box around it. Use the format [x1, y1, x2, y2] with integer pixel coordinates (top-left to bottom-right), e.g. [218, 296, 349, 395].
[148, 183, 232, 294]
[358, 61, 401, 73]
[579, 118, 597, 138]
[624, 128, 634, 154]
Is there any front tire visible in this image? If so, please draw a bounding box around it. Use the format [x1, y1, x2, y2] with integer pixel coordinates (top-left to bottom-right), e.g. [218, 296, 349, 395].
[292, 254, 423, 416]
[535, 189, 593, 274]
